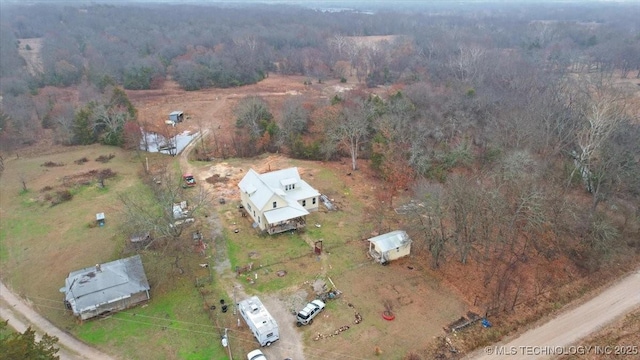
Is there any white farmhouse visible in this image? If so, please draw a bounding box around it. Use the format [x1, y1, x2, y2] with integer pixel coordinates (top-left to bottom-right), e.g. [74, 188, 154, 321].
[238, 167, 320, 234]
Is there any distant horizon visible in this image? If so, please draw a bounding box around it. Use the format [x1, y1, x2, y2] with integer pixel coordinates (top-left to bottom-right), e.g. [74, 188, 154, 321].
[1, 0, 639, 4]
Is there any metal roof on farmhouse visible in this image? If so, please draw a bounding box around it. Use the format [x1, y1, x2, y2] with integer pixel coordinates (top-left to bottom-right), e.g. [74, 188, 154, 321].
[264, 205, 308, 224]
[368, 230, 412, 252]
[238, 167, 320, 224]
[60, 255, 150, 316]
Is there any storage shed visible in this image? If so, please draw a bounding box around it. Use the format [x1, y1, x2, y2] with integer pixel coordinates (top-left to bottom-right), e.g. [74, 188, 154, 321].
[168, 111, 184, 124]
[60, 255, 150, 320]
[368, 230, 412, 264]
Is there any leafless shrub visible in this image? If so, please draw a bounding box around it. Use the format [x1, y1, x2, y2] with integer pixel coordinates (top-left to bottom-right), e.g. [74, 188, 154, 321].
[98, 168, 117, 179]
[95, 154, 115, 163]
[51, 190, 73, 206]
[42, 161, 64, 167]
[74, 157, 89, 165]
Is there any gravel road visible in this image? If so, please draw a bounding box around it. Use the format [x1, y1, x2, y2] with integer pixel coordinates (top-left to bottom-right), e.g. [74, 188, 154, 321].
[0, 281, 116, 360]
[466, 268, 640, 360]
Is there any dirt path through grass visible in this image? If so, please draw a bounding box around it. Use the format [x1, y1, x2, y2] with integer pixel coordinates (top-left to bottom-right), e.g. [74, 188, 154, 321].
[0, 282, 116, 360]
[178, 106, 305, 360]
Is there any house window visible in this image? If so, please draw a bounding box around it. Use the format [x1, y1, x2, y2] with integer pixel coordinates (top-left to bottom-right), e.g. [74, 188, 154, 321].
[292, 184, 295, 189]
[247, 203, 252, 212]
[312, 197, 316, 205]
[302, 200, 306, 206]
[273, 201, 277, 208]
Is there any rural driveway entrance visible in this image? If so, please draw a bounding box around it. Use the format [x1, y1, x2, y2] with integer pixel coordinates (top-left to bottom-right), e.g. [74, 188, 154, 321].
[467, 268, 640, 360]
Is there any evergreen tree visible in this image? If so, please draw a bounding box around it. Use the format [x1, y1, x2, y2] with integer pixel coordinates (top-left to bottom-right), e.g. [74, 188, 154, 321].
[0, 320, 60, 360]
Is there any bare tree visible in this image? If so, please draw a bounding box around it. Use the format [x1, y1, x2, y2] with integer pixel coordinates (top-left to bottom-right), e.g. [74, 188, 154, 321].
[410, 181, 449, 268]
[94, 106, 127, 146]
[19, 173, 28, 192]
[448, 44, 486, 83]
[568, 82, 627, 211]
[279, 96, 309, 148]
[234, 96, 276, 154]
[447, 175, 481, 264]
[118, 168, 212, 251]
[326, 97, 373, 171]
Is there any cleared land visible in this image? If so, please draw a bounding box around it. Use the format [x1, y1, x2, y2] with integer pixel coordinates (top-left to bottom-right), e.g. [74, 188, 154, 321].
[0, 75, 467, 360]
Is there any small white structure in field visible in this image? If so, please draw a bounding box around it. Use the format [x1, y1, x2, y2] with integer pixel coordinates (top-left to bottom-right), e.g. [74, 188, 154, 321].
[368, 230, 412, 264]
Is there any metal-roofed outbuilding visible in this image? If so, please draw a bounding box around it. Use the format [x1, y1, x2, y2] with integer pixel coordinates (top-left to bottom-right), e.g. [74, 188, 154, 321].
[60, 255, 150, 320]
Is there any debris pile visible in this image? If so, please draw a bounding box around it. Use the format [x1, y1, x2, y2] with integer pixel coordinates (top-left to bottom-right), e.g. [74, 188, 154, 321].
[313, 303, 363, 341]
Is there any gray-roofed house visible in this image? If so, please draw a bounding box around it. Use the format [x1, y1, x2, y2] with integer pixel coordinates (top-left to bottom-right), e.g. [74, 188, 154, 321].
[238, 167, 320, 234]
[368, 230, 412, 264]
[60, 255, 150, 320]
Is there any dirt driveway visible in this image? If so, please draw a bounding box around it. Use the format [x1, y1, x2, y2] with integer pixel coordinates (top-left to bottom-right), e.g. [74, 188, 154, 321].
[466, 267, 640, 360]
[178, 129, 304, 360]
[0, 281, 115, 360]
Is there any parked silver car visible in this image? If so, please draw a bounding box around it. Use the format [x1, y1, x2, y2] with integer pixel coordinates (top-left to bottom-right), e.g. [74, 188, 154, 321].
[296, 299, 325, 326]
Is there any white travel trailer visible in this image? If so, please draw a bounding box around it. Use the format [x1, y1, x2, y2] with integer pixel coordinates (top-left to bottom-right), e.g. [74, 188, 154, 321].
[238, 296, 280, 347]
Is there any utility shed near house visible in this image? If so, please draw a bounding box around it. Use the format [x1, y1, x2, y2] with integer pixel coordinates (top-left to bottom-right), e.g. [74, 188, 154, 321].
[59, 255, 150, 320]
[368, 230, 412, 264]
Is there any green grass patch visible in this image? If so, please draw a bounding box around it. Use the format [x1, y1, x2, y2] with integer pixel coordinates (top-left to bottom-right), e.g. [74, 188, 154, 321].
[225, 229, 242, 270]
[0, 211, 50, 262]
[75, 281, 224, 360]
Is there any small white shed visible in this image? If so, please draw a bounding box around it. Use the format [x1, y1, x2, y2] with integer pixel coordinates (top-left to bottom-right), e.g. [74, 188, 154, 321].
[368, 230, 412, 264]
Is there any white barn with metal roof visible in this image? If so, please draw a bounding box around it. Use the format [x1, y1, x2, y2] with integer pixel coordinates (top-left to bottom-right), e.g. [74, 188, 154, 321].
[238, 167, 320, 234]
[60, 255, 150, 320]
[368, 230, 412, 264]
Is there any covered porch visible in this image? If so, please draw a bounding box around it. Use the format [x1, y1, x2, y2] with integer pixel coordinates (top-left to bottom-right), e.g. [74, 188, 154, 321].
[266, 217, 307, 235]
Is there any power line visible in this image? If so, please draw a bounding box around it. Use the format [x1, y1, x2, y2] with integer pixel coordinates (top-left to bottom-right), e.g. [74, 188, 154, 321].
[25, 297, 382, 360]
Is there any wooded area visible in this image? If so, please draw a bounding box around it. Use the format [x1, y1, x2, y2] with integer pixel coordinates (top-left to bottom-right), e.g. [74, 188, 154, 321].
[0, 0, 639, 343]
